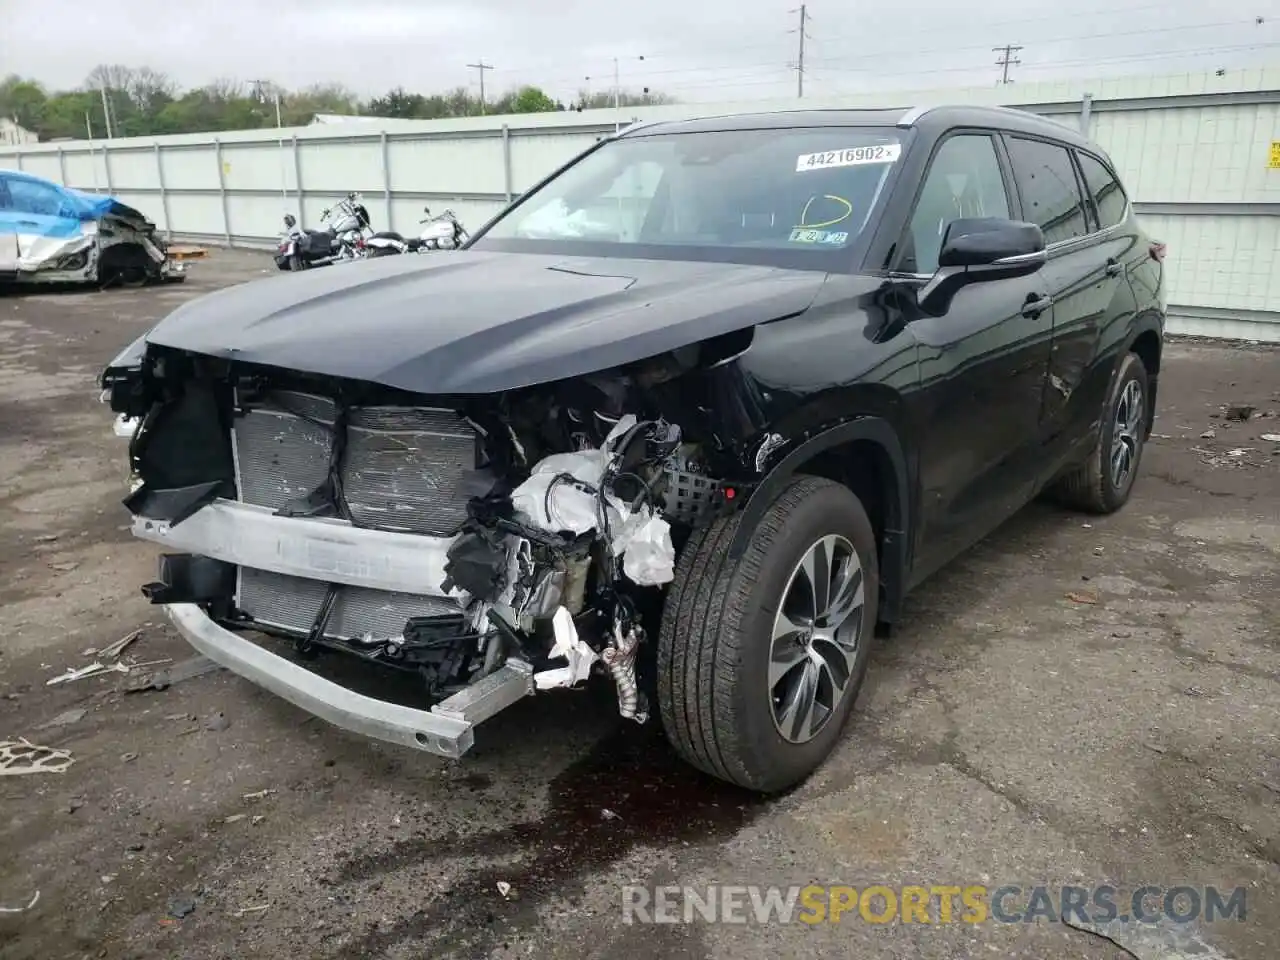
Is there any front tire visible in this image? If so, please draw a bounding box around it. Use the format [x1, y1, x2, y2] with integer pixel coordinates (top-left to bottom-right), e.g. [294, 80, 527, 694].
[1051, 351, 1149, 514]
[657, 475, 879, 793]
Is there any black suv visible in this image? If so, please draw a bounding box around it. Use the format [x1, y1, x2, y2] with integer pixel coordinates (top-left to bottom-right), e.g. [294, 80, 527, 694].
[103, 104, 1165, 793]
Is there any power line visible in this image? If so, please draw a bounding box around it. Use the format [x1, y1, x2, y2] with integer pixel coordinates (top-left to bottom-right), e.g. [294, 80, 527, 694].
[798, 40, 1280, 94]
[466, 59, 494, 113]
[586, 39, 1278, 102]
[480, 0, 1202, 80]
[479, 2, 1245, 83]
[807, 17, 1267, 71]
[493, 17, 1269, 95]
[993, 44, 1023, 84]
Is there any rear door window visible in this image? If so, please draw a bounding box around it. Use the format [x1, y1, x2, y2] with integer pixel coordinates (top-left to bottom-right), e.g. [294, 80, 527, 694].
[1076, 151, 1128, 230]
[1005, 137, 1088, 244]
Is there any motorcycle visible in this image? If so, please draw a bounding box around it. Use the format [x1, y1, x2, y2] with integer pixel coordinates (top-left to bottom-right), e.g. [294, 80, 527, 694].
[363, 207, 469, 258]
[274, 193, 376, 271]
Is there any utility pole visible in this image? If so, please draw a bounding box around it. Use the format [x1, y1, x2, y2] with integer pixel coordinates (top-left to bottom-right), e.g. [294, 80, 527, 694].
[585, 56, 645, 131]
[99, 85, 114, 139]
[248, 80, 288, 206]
[248, 79, 283, 128]
[467, 60, 494, 114]
[993, 44, 1023, 84]
[85, 111, 100, 193]
[792, 4, 811, 98]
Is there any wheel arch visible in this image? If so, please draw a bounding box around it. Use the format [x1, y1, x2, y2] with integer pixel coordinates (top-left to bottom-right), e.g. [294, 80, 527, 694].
[728, 416, 911, 623]
[1124, 312, 1163, 439]
[97, 239, 155, 285]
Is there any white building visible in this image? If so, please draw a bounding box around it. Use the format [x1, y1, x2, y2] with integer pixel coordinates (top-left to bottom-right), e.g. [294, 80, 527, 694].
[0, 118, 37, 146]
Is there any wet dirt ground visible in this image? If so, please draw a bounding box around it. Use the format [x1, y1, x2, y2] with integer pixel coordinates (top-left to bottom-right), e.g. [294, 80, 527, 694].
[0, 249, 1277, 960]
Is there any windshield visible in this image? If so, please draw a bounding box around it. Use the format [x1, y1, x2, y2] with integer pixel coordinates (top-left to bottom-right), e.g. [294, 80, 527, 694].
[473, 126, 904, 268]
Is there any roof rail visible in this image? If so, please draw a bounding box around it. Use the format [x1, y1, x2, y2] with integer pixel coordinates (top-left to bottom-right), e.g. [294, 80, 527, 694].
[614, 118, 667, 137]
[896, 105, 935, 127]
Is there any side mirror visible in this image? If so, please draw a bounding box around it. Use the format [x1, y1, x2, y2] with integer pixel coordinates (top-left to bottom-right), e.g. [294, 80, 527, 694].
[423, 206, 432, 215]
[918, 218, 1047, 316]
[283, 213, 297, 228]
[939, 218, 1045, 268]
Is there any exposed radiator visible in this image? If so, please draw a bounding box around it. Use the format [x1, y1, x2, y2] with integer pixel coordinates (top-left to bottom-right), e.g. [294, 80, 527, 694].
[230, 390, 477, 535]
[230, 389, 473, 638]
[237, 567, 459, 641]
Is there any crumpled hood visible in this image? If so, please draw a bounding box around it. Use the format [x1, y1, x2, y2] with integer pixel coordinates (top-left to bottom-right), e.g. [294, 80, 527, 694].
[63, 188, 153, 228]
[145, 251, 828, 393]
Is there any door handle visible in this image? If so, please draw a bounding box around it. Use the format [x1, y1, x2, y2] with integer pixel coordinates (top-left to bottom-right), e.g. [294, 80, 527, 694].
[1105, 259, 1122, 277]
[1021, 294, 1053, 318]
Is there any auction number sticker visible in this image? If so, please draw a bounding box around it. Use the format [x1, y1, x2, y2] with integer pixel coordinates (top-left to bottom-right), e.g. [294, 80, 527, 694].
[796, 143, 901, 172]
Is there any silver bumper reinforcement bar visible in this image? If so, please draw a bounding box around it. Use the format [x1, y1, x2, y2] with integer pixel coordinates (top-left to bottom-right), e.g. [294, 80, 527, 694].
[164, 603, 536, 758]
[133, 499, 457, 598]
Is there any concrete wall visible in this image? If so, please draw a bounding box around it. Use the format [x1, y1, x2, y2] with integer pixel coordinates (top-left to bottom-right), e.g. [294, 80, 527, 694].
[3, 68, 1279, 341]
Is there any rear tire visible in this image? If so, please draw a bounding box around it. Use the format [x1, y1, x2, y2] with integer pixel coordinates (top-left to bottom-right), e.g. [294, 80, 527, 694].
[1050, 351, 1149, 514]
[657, 475, 878, 793]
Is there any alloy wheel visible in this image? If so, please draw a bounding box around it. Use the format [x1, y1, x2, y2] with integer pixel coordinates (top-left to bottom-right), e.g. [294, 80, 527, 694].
[768, 534, 866, 744]
[1110, 378, 1144, 490]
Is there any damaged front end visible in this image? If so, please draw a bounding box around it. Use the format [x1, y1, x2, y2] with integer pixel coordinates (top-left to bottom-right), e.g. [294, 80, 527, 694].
[2, 186, 173, 287]
[104, 342, 751, 757]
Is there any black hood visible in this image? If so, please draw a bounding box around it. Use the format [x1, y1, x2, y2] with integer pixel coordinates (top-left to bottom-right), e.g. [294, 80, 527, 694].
[145, 251, 828, 394]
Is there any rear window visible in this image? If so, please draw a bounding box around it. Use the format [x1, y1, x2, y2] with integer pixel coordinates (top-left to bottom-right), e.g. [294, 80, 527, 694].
[1076, 151, 1128, 230]
[478, 127, 904, 262]
[1005, 136, 1088, 244]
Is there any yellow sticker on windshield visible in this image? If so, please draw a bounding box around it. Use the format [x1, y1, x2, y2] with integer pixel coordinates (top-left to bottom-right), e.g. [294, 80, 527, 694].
[796, 194, 853, 229]
[796, 143, 901, 172]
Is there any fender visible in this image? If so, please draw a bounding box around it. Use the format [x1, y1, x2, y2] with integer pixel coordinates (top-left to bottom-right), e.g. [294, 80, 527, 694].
[727, 416, 912, 622]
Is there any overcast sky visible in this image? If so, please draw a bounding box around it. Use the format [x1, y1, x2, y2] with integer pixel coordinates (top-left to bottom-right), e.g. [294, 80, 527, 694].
[1, 0, 1274, 105]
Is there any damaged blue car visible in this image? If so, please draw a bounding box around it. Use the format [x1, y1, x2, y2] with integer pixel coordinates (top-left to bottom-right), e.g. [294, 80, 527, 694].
[0, 169, 184, 287]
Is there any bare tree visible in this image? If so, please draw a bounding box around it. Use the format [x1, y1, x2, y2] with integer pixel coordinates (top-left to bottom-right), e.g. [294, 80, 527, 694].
[203, 77, 244, 101]
[83, 64, 136, 94]
[129, 67, 177, 112]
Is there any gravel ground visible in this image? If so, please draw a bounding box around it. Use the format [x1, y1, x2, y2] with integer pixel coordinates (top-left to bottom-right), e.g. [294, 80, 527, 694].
[0, 250, 1277, 960]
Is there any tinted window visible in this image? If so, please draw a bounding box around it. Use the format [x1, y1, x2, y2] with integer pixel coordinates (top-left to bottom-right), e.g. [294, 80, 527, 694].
[1005, 137, 1087, 244]
[904, 134, 1010, 274]
[478, 127, 904, 262]
[1076, 151, 1127, 230]
[5, 177, 67, 217]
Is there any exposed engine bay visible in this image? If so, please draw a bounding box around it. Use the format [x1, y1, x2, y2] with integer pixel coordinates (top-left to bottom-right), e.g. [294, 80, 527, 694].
[105, 340, 754, 742]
